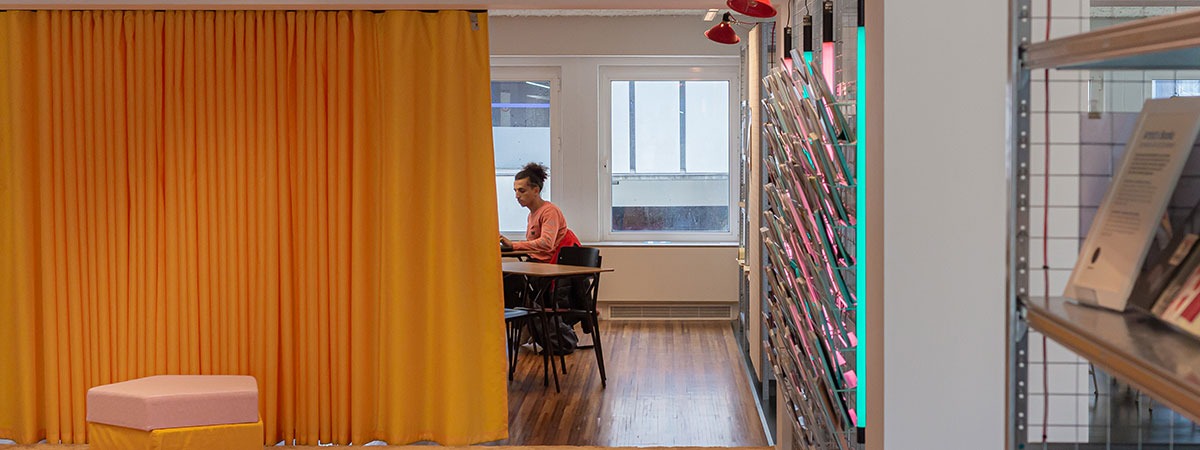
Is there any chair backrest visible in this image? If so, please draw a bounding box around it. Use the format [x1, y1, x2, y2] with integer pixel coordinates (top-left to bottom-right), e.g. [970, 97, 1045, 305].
[555, 247, 602, 311]
[556, 245, 600, 268]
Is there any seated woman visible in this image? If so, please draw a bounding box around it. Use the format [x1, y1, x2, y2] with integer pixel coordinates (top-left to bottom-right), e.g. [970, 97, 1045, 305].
[500, 162, 580, 355]
[499, 162, 577, 263]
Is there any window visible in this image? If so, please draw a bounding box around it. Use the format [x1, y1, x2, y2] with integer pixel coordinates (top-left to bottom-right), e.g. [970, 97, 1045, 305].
[602, 67, 737, 241]
[491, 68, 558, 234]
[1152, 79, 1200, 99]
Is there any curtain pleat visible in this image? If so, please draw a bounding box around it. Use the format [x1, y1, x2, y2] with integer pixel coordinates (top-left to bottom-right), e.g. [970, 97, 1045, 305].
[0, 11, 45, 446]
[0, 10, 506, 446]
[376, 11, 507, 444]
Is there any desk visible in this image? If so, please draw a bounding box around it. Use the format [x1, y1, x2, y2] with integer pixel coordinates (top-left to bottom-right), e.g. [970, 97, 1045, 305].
[502, 261, 614, 390]
[501, 262, 609, 388]
[501, 250, 531, 259]
[501, 261, 614, 278]
[502, 261, 613, 309]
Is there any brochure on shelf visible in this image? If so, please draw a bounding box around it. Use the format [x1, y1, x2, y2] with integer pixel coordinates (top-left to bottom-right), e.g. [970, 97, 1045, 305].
[1127, 197, 1200, 312]
[1152, 243, 1200, 335]
[1064, 97, 1200, 311]
[1136, 197, 1200, 336]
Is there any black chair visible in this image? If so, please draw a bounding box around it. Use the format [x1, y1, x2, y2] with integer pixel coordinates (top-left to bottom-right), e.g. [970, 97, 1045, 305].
[504, 276, 560, 391]
[547, 246, 608, 388]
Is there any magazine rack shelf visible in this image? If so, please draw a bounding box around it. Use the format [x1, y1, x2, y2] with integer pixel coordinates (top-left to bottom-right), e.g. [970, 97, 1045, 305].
[1022, 9, 1200, 70]
[1025, 297, 1200, 424]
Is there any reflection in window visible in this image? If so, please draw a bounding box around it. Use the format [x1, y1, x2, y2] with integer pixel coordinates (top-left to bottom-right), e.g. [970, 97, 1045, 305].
[492, 81, 551, 232]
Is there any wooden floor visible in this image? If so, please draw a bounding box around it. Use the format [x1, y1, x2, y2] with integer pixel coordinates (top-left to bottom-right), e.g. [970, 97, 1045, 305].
[0, 322, 769, 449]
[499, 320, 769, 447]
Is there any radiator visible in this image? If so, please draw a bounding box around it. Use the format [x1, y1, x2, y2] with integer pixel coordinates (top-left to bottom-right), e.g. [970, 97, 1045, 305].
[604, 303, 734, 320]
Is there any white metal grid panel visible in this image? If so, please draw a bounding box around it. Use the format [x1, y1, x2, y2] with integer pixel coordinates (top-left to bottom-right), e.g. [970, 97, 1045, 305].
[1026, 1, 1091, 443]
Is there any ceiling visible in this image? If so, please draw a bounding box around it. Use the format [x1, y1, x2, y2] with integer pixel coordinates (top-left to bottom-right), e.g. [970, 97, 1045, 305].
[0, 0, 728, 10]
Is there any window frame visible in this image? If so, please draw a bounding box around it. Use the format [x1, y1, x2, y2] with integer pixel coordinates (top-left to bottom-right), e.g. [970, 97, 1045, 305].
[599, 65, 740, 243]
[490, 66, 562, 237]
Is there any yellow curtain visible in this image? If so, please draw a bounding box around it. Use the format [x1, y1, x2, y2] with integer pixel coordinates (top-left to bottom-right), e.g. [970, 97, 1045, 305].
[0, 10, 507, 446]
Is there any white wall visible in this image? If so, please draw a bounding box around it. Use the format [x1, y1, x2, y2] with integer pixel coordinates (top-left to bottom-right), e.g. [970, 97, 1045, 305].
[872, 0, 1008, 448]
[747, 23, 765, 381]
[489, 14, 742, 306]
[592, 245, 738, 304]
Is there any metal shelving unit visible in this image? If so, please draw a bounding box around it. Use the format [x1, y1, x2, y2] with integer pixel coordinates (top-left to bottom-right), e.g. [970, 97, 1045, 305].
[1025, 297, 1200, 425]
[1012, 6, 1200, 448]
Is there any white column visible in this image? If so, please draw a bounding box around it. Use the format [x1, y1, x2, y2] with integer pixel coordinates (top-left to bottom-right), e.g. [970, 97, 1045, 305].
[870, 0, 1009, 448]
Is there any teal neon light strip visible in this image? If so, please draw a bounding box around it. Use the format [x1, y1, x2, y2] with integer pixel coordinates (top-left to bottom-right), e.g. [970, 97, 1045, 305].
[855, 25, 866, 427]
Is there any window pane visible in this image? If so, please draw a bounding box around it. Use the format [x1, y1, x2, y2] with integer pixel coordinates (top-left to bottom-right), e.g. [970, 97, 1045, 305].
[633, 81, 681, 173]
[611, 81, 631, 173]
[610, 79, 730, 232]
[1153, 80, 1200, 99]
[685, 81, 729, 173]
[493, 81, 551, 232]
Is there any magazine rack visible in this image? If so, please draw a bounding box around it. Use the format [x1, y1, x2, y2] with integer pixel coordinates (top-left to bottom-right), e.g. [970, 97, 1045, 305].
[759, 58, 859, 450]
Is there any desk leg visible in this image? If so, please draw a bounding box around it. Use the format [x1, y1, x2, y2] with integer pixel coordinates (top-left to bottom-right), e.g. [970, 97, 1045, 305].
[524, 275, 561, 392]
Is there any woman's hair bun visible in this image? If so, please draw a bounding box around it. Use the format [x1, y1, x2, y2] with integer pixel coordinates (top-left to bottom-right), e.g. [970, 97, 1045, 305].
[516, 162, 549, 189]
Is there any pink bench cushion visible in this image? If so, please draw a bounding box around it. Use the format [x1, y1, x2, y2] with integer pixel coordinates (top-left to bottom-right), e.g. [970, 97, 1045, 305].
[87, 375, 258, 431]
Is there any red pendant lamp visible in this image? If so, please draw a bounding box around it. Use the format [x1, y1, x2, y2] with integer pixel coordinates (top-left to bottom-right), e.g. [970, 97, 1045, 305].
[727, 0, 777, 18]
[704, 13, 740, 45]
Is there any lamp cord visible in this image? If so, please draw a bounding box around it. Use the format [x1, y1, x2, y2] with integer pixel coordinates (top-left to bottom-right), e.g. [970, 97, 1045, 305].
[786, 0, 794, 29]
[1041, 0, 1053, 446]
